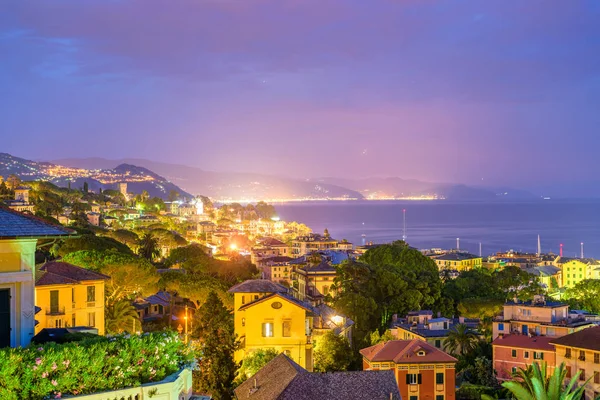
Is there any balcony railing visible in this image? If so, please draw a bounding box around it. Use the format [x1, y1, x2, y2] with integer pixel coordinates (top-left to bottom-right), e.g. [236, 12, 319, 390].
[46, 306, 66, 315]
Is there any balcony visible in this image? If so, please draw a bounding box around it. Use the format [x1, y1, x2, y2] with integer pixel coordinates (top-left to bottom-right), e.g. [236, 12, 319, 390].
[46, 306, 66, 315]
[86, 301, 96, 308]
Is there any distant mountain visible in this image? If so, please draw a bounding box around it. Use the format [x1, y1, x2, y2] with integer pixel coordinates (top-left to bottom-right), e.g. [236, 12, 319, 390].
[0, 153, 192, 200]
[50, 156, 535, 201]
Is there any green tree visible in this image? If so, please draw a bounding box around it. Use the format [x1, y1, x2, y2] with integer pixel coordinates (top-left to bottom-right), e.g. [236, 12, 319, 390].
[105, 300, 141, 333]
[234, 348, 279, 386]
[484, 362, 592, 400]
[193, 291, 237, 400]
[444, 323, 479, 357]
[83, 181, 89, 193]
[102, 262, 160, 305]
[56, 234, 132, 257]
[313, 331, 353, 372]
[565, 279, 600, 313]
[369, 329, 395, 345]
[137, 233, 160, 261]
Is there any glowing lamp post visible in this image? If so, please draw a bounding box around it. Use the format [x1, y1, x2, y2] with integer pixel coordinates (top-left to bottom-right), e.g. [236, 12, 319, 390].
[331, 315, 344, 326]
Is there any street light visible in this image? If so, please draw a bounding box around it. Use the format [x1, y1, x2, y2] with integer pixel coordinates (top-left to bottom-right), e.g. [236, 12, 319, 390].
[331, 315, 344, 326]
[184, 305, 189, 344]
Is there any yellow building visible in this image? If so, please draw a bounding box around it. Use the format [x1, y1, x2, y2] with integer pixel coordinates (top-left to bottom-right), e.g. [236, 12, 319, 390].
[35, 261, 109, 335]
[0, 208, 74, 348]
[434, 253, 482, 271]
[291, 232, 339, 257]
[293, 260, 337, 302]
[558, 258, 600, 288]
[229, 280, 314, 370]
[551, 326, 600, 399]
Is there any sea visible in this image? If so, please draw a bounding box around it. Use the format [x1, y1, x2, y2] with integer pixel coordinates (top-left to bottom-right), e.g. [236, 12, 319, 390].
[274, 200, 600, 258]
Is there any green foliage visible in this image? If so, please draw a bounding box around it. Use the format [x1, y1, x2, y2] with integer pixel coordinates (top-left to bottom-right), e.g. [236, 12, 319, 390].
[369, 329, 395, 345]
[165, 244, 211, 270]
[444, 323, 480, 357]
[460, 357, 499, 388]
[193, 291, 237, 400]
[56, 234, 133, 257]
[106, 300, 141, 334]
[234, 349, 279, 386]
[104, 229, 140, 249]
[488, 362, 592, 400]
[0, 331, 193, 400]
[137, 232, 160, 261]
[457, 383, 501, 400]
[313, 331, 353, 373]
[564, 279, 600, 313]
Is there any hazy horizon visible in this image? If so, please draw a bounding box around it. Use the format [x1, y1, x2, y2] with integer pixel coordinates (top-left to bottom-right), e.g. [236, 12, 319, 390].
[2, 1, 599, 192]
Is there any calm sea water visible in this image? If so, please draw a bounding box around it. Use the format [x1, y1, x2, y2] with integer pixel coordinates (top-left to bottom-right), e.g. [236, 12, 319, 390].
[275, 200, 600, 258]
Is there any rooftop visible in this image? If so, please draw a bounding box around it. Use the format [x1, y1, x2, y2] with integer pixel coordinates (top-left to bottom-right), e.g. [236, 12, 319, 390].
[228, 279, 289, 294]
[36, 261, 109, 286]
[360, 339, 457, 364]
[435, 253, 480, 261]
[234, 354, 400, 400]
[525, 265, 561, 276]
[259, 237, 287, 247]
[550, 326, 600, 351]
[492, 334, 555, 351]
[504, 299, 567, 308]
[0, 207, 75, 238]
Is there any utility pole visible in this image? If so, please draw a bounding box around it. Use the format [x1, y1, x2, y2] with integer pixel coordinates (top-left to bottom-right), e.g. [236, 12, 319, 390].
[537, 235, 541, 257]
[456, 238, 460, 251]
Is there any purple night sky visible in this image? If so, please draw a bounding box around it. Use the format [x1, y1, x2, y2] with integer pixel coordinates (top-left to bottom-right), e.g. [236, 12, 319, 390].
[1, 1, 599, 190]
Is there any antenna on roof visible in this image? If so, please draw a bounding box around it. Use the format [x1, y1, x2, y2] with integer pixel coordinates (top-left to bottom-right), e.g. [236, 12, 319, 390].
[581, 242, 584, 259]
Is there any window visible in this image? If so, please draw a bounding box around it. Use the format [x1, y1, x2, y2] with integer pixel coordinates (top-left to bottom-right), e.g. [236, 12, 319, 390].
[595, 353, 600, 364]
[262, 322, 274, 337]
[436, 396, 444, 400]
[512, 349, 517, 358]
[87, 286, 95, 302]
[436, 372, 444, 384]
[512, 367, 518, 374]
[242, 296, 245, 305]
[50, 290, 59, 313]
[241, 318, 245, 327]
[410, 397, 418, 400]
[580, 369, 586, 381]
[524, 351, 530, 359]
[88, 312, 95, 327]
[282, 320, 291, 337]
[71, 314, 76, 327]
[566, 366, 572, 378]
[595, 372, 600, 384]
[580, 351, 586, 361]
[72, 288, 75, 304]
[435, 340, 441, 348]
[406, 374, 421, 385]
[534, 352, 544, 360]
[498, 323, 504, 331]
[55, 319, 62, 328]
[565, 348, 572, 359]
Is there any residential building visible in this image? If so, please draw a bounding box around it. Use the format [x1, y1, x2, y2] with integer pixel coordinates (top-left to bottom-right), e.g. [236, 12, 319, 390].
[524, 265, 562, 290]
[229, 280, 315, 371]
[262, 256, 294, 283]
[291, 232, 339, 256]
[391, 312, 480, 350]
[492, 295, 593, 340]
[5, 187, 35, 213]
[293, 259, 337, 302]
[0, 207, 74, 347]
[86, 212, 101, 226]
[361, 339, 457, 400]
[133, 291, 196, 327]
[234, 353, 400, 400]
[558, 258, 600, 288]
[251, 238, 291, 265]
[434, 253, 482, 271]
[35, 261, 109, 335]
[492, 335, 556, 381]
[551, 326, 600, 400]
[229, 279, 353, 372]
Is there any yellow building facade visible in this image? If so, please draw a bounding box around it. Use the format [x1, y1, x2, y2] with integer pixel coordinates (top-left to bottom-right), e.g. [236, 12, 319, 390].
[560, 259, 600, 288]
[229, 280, 314, 371]
[294, 261, 337, 302]
[35, 261, 108, 335]
[434, 253, 482, 271]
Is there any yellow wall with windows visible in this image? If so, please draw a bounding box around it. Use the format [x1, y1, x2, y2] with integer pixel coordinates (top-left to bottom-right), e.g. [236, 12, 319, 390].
[295, 271, 336, 301]
[435, 257, 482, 271]
[35, 280, 106, 335]
[233, 292, 313, 371]
[554, 344, 600, 399]
[561, 260, 594, 288]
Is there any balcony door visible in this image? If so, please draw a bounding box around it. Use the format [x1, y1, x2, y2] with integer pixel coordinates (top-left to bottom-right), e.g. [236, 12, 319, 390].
[0, 289, 10, 347]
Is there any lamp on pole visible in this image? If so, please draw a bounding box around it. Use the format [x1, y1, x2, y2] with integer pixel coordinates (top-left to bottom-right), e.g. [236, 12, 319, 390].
[184, 305, 189, 344]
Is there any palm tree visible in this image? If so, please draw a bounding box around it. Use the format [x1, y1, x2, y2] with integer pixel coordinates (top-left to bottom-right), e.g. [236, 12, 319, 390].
[483, 362, 593, 400]
[137, 232, 160, 261]
[444, 323, 479, 357]
[106, 300, 141, 334]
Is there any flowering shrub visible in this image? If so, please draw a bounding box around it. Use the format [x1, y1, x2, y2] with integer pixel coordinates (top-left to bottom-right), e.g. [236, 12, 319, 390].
[0, 331, 194, 400]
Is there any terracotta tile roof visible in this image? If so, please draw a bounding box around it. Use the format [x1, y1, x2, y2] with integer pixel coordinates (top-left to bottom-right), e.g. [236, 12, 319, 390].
[0, 207, 75, 238]
[36, 261, 109, 286]
[234, 354, 401, 400]
[360, 339, 457, 364]
[550, 326, 600, 351]
[260, 238, 287, 247]
[228, 279, 288, 294]
[238, 293, 314, 313]
[492, 334, 555, 351]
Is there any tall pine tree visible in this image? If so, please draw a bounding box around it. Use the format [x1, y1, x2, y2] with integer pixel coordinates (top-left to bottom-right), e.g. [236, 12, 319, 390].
[193, 291, 237, 400]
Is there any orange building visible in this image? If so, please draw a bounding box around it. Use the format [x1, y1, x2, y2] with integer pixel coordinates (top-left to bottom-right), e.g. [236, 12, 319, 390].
[361, 339, 457, 400]
[492, 334, 556, 381]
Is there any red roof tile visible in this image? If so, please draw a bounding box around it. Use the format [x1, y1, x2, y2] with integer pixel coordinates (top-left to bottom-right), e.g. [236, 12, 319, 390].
[36, 261, 109, 286]
[360, 339, 457, 364]
[492, 334, 555, 351]
[550, 326, 600, 351]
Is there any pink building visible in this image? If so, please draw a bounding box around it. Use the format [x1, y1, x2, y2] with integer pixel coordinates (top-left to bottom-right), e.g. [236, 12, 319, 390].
[492, 334, 556, 381]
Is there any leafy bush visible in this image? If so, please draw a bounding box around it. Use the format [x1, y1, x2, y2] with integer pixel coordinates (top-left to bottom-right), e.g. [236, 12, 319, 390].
[456, 383, 503, 400]
[0, 331, 193, 400]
